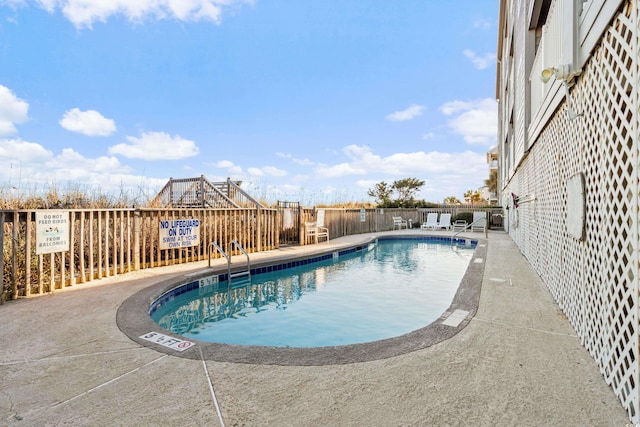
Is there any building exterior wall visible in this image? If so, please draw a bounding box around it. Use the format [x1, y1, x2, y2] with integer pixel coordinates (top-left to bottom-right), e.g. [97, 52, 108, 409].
[513, 0, 529, 164]
[497, 0, 639, 420]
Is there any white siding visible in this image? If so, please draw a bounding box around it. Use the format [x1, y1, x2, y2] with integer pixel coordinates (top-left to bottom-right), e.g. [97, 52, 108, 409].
[513, 0, 528, 167]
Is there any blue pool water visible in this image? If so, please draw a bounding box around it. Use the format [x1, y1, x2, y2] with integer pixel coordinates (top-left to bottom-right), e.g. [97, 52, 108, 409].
[151, 238, 475, 348]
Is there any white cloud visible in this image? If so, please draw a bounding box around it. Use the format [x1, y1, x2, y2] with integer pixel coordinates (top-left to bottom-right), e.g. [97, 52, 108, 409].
[355, 179, 381, 189]
[292, 158, 313, 166]
[213, 160, 234, 168]
[315, 144, 486, 178]
[473, 18, 492, 30]
[212, 159, 243, 175]
[196, 145, 490, 204]
[0, 138, 51, 161]
[463, 49, 496, 70]
[46, 148, 130, 175]
[274, 183, 302, 195]
[59, 108, 116, 136]
[108, 131, 199, 160]
[246, 166, 287, 177]
[96, 173, 167, 194]
[315, 161, 367, 178]
[422, 132, 435, 140]
[262, 166, 287, 177]
[247, 167, 264, 176]
[440, 98, 497, 145]
[308, 144, 489, 202]
[0, 85, 29, 136]
[386, 104, 424, 122]
[27, 0, 249, 29]
[1, 0, 25, 10]
[0, 142, 153, 196]
[440, 100, 475, 116]
[276, 152, 313, 166]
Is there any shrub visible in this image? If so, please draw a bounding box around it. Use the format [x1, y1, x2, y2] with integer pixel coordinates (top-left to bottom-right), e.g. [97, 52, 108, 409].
[453, 212, 474, 224]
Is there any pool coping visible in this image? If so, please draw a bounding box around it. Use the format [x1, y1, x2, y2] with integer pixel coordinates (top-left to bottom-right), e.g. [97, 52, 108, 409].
[116, 233, 486, 366]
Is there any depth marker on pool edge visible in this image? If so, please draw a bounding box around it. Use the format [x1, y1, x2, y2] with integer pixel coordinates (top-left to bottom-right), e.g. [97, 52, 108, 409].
[140, 332, 195, 351]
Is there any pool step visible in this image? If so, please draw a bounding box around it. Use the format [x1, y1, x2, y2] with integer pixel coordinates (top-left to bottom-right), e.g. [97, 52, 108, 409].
[229, 275, 251, 289]
[229, 268, 251, 288]
[210, 239, 252, 285]
[230, 270, 250, 279]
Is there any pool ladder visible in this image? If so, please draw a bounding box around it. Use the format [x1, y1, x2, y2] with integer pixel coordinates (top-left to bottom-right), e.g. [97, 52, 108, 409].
[450, 217, 488, 246]
[209, 240, 251, 285]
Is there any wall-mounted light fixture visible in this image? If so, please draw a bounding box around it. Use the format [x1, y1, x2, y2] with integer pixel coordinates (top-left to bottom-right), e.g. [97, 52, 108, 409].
[540, 64, 583, 120]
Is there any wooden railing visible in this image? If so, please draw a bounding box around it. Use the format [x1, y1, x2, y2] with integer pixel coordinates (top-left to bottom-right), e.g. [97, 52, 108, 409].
[1, 205, 501, 300]
[301, 206, 503, 244]
[1, 207, 278, 299]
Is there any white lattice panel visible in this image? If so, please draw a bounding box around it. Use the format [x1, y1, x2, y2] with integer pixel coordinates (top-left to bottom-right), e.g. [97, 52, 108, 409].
[502, 1, 639, 420]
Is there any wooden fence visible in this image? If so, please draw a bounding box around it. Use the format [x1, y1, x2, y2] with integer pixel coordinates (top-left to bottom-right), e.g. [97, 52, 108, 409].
[1, 205, 501, 300]
[1, 207, 279, 300]
[301, 206, 504, 243]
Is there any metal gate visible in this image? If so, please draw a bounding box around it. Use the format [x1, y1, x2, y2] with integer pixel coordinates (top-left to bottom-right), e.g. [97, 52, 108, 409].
[277, 201, 300, 245]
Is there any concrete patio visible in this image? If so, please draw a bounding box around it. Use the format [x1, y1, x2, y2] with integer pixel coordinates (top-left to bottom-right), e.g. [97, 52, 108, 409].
[0, 230, 630, 426]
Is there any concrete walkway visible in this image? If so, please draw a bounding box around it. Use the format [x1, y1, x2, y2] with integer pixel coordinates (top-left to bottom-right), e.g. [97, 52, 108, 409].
[0, 231, 630, 426]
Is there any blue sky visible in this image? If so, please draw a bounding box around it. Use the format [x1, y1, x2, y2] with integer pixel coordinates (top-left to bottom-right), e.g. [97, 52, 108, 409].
[0, 0, 498, 206]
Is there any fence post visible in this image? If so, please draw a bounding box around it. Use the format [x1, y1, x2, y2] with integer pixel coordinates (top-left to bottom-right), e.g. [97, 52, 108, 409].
[12, 211, 18, 299]
[134, 209, 141, 271]
[0, 212, 4, 303]
[68, 211, 74, 287]
[373, 208, 377, 233]
[343, 208, 347, 238]
[256, 207, 262, 252]
[485, 210, 488, 239]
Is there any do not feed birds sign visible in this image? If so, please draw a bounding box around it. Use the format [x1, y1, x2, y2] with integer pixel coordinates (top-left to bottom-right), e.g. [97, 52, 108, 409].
[35, 211, 70, 255]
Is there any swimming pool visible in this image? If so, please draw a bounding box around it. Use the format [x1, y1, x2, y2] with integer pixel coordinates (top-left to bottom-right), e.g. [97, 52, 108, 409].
[150, 237, 476, 348]
[117, 233, 485, 365]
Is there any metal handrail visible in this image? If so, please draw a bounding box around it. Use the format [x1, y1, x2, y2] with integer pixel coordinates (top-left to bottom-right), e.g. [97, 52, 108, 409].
[451, 217, 487, 242]
[209, 241, 229, 268]
[229, 240, 251, 281]
[208, 240, 251, 282]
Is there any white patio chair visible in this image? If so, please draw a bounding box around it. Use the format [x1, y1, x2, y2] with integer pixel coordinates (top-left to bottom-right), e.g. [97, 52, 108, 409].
[305, 222, 329, 243]
[392, 216, 408, 229]
[471, 212, 487, 232]
[437, 213, 452, 230]
[421, 213, 439, 230]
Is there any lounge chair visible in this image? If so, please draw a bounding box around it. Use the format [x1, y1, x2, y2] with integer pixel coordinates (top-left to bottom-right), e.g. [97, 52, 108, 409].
[471, 212, 487, 232]
[452, 220, 467, 232]
[421, 213, 438, 230]
[437, 213, 452, 230]
[392, 216, 408, 229]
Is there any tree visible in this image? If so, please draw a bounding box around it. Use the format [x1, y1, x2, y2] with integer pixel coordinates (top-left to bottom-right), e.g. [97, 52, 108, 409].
[367, 181, 393, 206]
[367, 177, 426, 207]
[463, 190, 474, 204]
[392, 177, 425, 207]
[444, 196, 461, 205]
[464, 189, 482, 205]
[485, 169, 497, 194]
